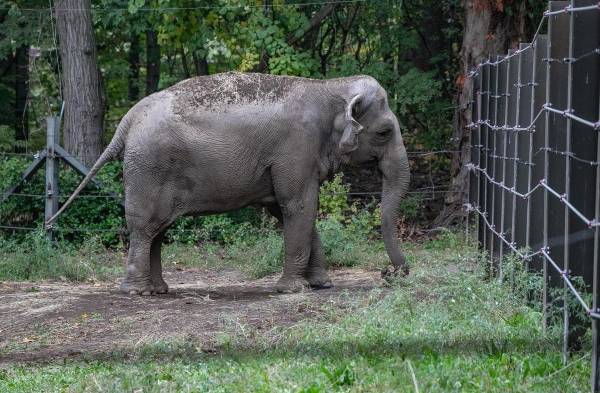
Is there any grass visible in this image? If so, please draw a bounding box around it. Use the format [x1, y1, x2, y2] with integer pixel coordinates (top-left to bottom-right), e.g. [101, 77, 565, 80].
[0, 231, 592, 392]
[0, 214, 387, 282]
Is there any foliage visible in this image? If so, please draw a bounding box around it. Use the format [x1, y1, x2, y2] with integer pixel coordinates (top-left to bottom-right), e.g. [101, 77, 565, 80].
[0, 171, 385, 280]
[0, 0, 472, 152]
[0, 157, 125, 246]
[318, 173, 351, 220]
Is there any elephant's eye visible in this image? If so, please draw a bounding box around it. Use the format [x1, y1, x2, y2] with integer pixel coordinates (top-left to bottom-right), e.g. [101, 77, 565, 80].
[371, 129, 392, 146]
[378, 129, 392, 136]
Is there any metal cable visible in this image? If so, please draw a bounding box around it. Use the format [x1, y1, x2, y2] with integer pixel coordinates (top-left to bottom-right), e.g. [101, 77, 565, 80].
[535, 147, 599, 167]
[466, 203, 596, 318]
[3, 0, 369, 12]
[467, 163, 599, 228]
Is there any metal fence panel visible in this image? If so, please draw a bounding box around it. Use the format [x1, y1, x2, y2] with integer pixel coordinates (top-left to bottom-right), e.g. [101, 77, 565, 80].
[479, 64, 491, 250]
[569, 0, 599, 300]
[486, 60, 499, 262]
[530, 34, 549, 273]
[468, 1, 600, 389]
[506, 51, 520, 264]
[547, 1, 569, 285]
[470, 71, 481, 239]
[515, 44, 534, 251]
[570, 0, 600, 357]
[493, 59, 509, 273]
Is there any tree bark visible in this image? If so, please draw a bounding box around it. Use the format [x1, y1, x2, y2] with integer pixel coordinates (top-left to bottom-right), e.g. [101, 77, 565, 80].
[192, 52, 208, 76]
[145, 29, 160, 95]
[55, 0, 105, 167]
[180, 47, 190, 78]
[433, 0, 528, 228]
[14, 44, 29, 144]
[128, 33, 140, 101]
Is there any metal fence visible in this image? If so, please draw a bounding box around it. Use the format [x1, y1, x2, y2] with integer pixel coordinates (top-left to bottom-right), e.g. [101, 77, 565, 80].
[466, 0, 600, 389]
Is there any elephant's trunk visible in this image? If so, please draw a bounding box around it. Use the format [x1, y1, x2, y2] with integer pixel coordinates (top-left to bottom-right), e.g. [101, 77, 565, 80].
[379, 144, 410, 274]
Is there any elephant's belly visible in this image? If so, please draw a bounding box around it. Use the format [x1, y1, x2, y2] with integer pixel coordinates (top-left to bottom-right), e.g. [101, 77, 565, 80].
[180, 164, 277, 214]
[123, 130, 279, 218]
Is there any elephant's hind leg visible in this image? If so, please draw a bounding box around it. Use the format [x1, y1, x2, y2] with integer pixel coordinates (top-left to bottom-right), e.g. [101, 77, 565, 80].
[120, 230, 155, 295]
[150, 231, 169, 294]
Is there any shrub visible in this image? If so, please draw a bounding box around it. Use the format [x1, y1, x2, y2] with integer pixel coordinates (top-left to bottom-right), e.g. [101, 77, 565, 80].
[319, 173, 351, 221]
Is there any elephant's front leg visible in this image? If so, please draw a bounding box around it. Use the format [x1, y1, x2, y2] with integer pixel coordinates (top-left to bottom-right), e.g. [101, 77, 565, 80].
[305, 229, 332, 289]
[276, 187, 319, 293]
[267, 205, 332, 289]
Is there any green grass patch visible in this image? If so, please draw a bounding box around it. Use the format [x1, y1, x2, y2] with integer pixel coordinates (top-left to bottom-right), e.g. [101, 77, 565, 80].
[0, 212, 385, 281]
[0, 232, 591, 392]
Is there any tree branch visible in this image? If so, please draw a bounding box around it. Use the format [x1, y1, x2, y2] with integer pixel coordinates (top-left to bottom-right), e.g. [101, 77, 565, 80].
[287, 4, 335, 46]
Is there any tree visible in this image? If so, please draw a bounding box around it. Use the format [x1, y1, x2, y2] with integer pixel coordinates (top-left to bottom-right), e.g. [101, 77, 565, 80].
[434, 0, 538, 227]
[128, 33, 140, 101]
[55, 0, 105, 167]
[145, 29, 160, 94]
[14, 44, 28, 144]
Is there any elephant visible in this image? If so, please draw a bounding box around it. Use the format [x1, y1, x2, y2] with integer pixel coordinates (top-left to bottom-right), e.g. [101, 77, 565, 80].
[47, 72, 411, 295]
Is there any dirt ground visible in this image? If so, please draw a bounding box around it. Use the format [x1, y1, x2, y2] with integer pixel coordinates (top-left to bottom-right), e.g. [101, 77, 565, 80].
[0, 267, 384, 364]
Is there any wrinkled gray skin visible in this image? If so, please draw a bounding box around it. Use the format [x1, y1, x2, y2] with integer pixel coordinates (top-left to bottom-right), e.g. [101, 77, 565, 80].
[48, 72, 410, 295]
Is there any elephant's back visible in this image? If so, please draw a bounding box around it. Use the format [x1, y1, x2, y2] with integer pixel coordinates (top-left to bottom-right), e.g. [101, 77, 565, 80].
[168, 72, 321, 114]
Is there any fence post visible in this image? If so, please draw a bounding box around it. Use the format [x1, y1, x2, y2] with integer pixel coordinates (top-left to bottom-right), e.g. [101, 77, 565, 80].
[489, 57, 500, 275]
[496, 57, 509, 280]
[515, 43, 534, 265]
[510, 49, 522, 272]
[479, 61, 490, 254]
[506, 50, 520, 286]
[548, 0, 572, 361]
[44, 116, 60, 241]
[527, 34, 547, 318]
[593, 74, 600, 392]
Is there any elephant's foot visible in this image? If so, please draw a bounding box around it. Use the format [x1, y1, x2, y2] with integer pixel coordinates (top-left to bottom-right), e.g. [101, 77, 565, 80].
[381, 263, 410, 281]
[305, 269, 333, 289]
[276, 276, 309, 293]
[152, 276, 169, 294]
[120, 276, 155, 296]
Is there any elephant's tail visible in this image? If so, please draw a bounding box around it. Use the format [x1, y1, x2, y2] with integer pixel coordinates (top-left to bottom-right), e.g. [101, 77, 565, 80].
[45, 115, 131, 227]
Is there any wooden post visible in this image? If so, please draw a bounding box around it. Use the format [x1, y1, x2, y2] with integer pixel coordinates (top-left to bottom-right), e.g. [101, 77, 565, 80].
[45, 116, 60, 240]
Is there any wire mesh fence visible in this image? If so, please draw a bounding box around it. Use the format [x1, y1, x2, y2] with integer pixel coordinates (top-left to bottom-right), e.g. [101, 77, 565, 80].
[466, 0, 600, 390]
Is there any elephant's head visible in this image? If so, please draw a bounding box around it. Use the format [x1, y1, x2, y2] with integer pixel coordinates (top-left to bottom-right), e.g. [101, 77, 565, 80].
[332, 76, 411, 274]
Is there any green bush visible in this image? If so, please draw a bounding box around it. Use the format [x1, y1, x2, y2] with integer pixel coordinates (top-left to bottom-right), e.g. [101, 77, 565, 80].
[319, 173, 351, 221]
[0, 158, 388, 279]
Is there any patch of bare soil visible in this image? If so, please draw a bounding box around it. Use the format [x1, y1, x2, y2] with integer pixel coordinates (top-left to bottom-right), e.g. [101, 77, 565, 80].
[0, 268, 383, 364]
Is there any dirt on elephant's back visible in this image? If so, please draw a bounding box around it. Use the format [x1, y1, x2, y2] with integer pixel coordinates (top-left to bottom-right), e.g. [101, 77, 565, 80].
[0, 268, 384, 364]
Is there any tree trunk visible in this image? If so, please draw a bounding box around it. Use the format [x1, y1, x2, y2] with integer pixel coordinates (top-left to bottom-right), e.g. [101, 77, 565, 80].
[433, 0, 528, 228]
[192, 52, 208, 76]
[14, 44, 29, 144]
[145, 29, 160, 95]
[128, 33, 140, 101]
[180, 47, 190, 78]
[55, 0, 105, 167]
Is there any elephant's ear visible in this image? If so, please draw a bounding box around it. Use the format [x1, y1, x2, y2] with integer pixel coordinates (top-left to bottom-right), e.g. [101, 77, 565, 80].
[338, 94, 364, 154]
